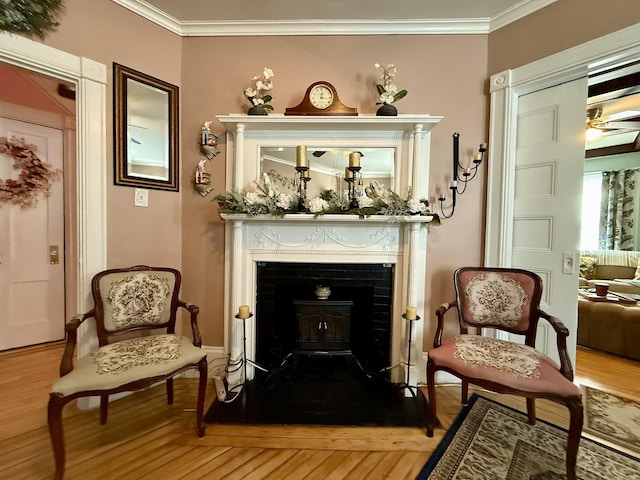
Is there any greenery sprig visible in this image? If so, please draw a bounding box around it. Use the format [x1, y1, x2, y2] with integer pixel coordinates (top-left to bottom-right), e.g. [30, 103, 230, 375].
[0, 0, 66, 39]
[214, 171, 440, 224]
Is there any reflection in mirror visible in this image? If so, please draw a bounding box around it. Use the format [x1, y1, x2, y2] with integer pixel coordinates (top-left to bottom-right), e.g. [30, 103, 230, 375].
[260, 146, 395, 198]
[114, 63, 179, 191]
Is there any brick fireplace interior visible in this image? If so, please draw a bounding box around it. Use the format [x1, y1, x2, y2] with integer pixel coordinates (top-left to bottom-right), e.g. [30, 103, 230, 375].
[255, 262, 395, 376]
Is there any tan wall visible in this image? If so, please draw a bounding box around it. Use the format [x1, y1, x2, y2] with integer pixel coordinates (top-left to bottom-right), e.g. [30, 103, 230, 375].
[42, 0, 183, 271]
[29, 0, 639, 350]
[181, 35, 489, 347]
[488, 0, 640, 75]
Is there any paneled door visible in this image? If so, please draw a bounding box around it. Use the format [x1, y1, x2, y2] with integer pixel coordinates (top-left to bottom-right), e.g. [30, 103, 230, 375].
[511, 78, 587, 365]
[0, 118, 65, 350]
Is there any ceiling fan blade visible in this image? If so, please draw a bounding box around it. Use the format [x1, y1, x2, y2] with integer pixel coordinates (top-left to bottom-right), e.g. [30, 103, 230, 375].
[312, 151, 326, 157]
[600, 121, 640, 130]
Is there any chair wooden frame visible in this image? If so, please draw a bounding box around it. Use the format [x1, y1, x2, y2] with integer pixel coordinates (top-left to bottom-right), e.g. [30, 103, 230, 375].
[47, 266, 207, 480]
[426, 267, 583, 480]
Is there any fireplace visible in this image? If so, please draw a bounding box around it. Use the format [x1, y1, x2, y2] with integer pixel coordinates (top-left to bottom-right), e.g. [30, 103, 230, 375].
[216, 113, 441, 390]
[255, 262, 394, 374]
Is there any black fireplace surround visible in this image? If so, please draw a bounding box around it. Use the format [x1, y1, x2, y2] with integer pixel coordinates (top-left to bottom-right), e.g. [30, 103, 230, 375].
[255, 262, 394, 376]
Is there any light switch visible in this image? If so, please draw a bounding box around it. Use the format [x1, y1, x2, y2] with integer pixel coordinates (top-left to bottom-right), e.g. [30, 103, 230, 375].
[562, 251, 575, 274]
[134, 188, 148, 207]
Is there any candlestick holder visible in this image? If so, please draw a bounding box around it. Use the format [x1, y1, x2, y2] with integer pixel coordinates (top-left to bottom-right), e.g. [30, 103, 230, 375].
[226, 313, 269, 403]
[438, 132, 487, 219]
[295, 165, 310, 212]
[377, 312, 421, 397]
[346, 165, 361, 209]
[397, 313, 421, 397]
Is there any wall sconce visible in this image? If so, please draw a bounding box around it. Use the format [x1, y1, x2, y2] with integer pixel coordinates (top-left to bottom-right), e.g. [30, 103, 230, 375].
[438, 132, 487, 218]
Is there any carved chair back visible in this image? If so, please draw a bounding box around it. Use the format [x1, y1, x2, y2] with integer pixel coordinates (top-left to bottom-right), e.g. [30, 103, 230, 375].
[91, 265, 181, 346]
[454, 267, 543, 346]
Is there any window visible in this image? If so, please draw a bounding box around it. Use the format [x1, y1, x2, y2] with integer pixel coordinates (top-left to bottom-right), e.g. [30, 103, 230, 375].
[580, 171, 602, 250]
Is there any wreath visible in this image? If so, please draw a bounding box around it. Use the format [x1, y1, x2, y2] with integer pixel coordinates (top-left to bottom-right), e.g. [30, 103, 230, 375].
[0, 136, 62, 209]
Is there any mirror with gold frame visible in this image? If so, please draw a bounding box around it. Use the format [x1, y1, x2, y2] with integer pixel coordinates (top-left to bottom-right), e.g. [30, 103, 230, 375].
[114, 63, 179, 191]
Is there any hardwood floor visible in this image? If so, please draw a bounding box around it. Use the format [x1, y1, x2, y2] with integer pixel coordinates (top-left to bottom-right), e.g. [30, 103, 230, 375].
[0, 343, 637, 479]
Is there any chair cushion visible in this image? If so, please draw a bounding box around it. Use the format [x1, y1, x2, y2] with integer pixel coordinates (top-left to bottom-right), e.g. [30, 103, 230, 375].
[51, 335, 205, 396]
[428, 335, 580, 398]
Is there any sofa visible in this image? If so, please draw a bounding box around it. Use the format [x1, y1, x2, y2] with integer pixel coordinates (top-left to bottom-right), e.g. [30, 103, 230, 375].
[578, 249, 640, 360]
[579, 249, 640, 295]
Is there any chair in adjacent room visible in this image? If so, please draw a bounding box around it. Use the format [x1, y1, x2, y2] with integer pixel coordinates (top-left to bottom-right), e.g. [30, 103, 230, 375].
[47, 265, 208, 480]
[426, 267, 583, 480]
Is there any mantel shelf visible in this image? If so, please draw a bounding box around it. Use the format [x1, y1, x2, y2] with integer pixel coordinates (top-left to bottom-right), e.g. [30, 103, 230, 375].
[220, 213, 434, 224]
[216, 113, 443, 133]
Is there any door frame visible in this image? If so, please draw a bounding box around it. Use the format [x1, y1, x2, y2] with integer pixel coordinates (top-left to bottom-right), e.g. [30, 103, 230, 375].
[0, 32, 107, 356]
[486, 23, 640, 268]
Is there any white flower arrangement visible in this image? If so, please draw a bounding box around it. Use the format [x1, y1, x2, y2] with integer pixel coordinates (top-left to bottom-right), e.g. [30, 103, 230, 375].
[244, 67, 274, 110]
[214, 172, 440, 224]
[375, 63, 407, 105]
[308, 197, 329, 213]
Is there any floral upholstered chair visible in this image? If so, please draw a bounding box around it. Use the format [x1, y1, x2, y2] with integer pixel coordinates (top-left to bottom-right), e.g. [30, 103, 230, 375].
[426, 267, 583, 480]
[48, 266, 208, 480]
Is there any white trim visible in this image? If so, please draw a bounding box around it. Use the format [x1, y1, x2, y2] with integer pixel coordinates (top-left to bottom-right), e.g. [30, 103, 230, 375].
[490, 0, 558, 33]
[0, 33, 108, 357]
[486, 23, 640, 268]
[180, 19, 490, 37]
[111, 0, 557, 36]
[182, 345, 227, 378]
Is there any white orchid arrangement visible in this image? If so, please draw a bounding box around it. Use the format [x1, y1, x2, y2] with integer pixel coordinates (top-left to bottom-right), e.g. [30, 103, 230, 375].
[244, 67, 274, 110]
[214, 172, 439, 224]
[375, 63, 407, 105]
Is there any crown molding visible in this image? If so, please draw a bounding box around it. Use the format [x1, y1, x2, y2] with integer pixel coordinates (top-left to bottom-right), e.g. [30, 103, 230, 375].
[112, 0, 555, 37]
[179, 18, 490, 36]
[490, 0, 558, 32]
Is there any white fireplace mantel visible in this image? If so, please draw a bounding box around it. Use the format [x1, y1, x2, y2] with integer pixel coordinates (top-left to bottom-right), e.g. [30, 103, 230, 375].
[216, 113, 442, 389]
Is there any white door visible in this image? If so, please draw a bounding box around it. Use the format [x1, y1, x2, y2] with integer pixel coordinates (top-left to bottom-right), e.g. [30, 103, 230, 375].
[0, 118, 65, 350]
[510, 79, 587, 365]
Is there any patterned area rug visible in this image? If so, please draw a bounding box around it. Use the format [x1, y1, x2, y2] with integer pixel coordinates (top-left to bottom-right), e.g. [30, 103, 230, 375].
[582, 385, 640, 456]
[417, 395, 639, 480]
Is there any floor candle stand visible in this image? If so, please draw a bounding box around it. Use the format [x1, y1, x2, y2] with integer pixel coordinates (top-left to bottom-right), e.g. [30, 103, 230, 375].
[226, 313, 269, 403]
[396, 313, 421, 397]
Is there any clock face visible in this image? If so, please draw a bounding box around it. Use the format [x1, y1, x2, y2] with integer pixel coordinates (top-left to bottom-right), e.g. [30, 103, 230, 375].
[309, 84, 334, 109]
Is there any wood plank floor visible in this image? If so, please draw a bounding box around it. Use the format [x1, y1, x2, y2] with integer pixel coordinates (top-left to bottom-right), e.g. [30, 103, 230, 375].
[0, 343, 637, 479]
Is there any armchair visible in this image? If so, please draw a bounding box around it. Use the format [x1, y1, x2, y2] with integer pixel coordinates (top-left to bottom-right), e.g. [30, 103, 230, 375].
[47, 265, 208, 480]
[426, 267, 583, 480]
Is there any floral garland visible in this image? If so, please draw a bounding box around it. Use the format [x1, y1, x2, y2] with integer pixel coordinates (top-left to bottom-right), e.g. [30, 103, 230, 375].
[214, 171, 440, 224]
[0, 136, 62, 208]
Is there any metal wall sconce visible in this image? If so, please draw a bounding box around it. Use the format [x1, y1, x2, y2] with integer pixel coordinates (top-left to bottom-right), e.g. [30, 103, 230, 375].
[438, 132, 487, 218]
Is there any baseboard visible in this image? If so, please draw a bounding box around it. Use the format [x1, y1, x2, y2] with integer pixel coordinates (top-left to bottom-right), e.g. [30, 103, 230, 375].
[416, 352, 461, 387]
[182, 345, 228, 378]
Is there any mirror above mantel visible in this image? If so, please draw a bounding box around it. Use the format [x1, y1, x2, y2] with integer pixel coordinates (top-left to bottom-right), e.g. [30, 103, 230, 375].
[216, 113, 442, 199]
[260, 146, 395, 198]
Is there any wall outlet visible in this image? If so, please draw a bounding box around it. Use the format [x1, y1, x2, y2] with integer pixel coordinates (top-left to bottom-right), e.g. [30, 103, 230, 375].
[134, 188, 148, 207]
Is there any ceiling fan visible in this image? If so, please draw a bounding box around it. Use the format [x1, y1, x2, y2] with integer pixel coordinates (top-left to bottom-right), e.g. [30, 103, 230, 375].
[586, 105, 640, 142]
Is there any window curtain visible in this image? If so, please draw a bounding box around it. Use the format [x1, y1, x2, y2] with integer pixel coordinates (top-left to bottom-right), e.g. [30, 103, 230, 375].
[599, 169, 640, 250]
